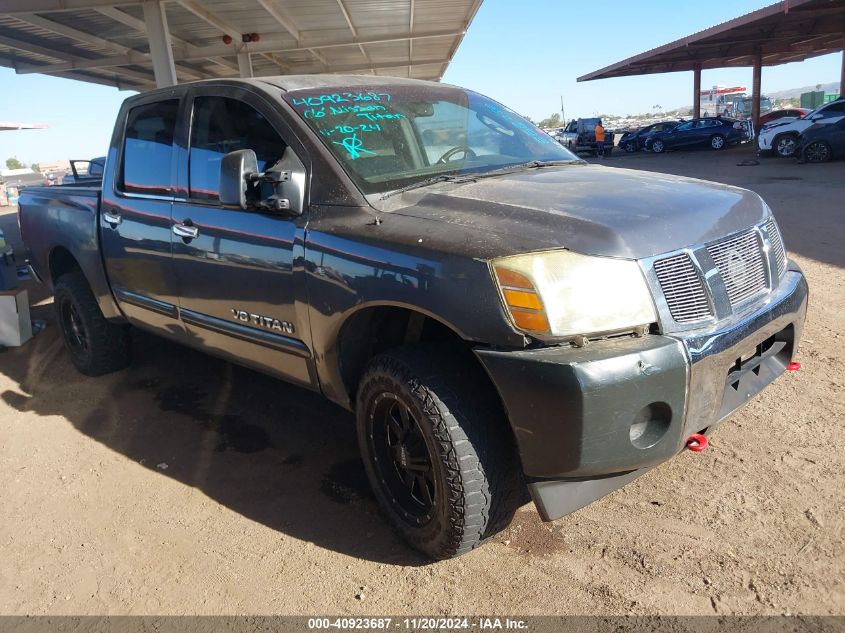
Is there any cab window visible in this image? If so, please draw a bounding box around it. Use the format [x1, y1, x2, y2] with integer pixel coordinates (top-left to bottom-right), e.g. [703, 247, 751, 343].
[188, 96, 287, 201]
[119, 100, 178, 196]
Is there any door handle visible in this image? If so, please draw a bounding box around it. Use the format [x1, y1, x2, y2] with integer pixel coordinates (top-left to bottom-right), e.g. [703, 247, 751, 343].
[172, 221, 199, 240]
[103, 211, 122, 227]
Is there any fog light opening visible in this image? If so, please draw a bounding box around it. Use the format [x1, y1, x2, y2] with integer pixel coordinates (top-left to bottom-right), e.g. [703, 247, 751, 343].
[629, 402, 672, 450]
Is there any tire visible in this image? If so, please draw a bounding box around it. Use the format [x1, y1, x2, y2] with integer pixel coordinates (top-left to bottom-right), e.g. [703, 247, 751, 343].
[774, 133, 798, 158]
[803, 140, 831, 163]
[624, 141, 636, 153]
[710, 134, 726, 150]
[54, 271, 131, 376]
[651, 139, 665, 153]
[356, 346, 523, 560]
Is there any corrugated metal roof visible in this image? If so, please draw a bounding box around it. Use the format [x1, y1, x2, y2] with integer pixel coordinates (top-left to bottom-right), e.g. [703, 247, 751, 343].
[0, 0, 483, 90]
[579, 0, 845, 81]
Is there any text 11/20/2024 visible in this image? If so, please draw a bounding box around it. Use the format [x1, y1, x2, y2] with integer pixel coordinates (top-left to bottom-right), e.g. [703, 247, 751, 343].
[307, 618, 529, 630]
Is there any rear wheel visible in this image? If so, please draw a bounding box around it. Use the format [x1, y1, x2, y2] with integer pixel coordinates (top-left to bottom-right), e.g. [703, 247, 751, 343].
[54, 271, 131, 376]
[651, 139, 665, 153]
[710, 134, 726, 150]
[804, 141, 831, 163]
[774, 133, 798, 158]
[356, 346, 523, 560]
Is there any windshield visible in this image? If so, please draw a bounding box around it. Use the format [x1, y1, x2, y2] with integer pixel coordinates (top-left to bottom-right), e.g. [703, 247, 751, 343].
[284, 85, 577, 195]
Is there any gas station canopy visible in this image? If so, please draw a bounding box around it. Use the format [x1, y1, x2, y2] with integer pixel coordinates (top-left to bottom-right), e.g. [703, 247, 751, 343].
[0, 0, 484, 91]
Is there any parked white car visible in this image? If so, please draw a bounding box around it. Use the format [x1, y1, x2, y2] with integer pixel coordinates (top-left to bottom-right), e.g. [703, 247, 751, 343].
[758, 98, 845, 157]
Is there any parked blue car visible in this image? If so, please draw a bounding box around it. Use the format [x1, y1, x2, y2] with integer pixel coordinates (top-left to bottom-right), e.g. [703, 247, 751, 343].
[618, 120, 682, 152]
[644, 117, 745, 153]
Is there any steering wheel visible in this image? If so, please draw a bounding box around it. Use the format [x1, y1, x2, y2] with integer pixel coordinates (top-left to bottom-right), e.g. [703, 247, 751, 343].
[436, 145, 477, 164]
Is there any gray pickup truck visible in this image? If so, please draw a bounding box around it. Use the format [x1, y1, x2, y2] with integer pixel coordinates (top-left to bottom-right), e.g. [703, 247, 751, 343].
[19, 76, 807, 560]
[558, 117, 611, 155]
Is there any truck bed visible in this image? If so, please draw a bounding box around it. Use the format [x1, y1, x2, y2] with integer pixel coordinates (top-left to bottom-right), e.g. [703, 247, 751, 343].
[17, 184, 118, 318]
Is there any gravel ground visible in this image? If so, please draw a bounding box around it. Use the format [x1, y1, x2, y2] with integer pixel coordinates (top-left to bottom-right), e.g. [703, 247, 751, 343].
[0, 144, 842, 616]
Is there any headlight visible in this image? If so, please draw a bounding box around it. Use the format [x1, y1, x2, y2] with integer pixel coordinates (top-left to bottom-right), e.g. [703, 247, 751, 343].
[491, 249, 657, 339]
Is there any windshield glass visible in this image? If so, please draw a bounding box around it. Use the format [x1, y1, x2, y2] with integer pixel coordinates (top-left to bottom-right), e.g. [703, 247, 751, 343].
[284, 85, 577, 195]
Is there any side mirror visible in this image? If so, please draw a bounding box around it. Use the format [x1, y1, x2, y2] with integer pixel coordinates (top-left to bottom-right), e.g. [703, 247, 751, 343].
[809, 113, 823, 121]
[220, 149, 259, 209]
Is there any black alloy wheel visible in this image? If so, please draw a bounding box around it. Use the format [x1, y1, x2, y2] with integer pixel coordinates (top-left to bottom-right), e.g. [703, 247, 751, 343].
[60, 298, 89, 356]
[369, 392, 437, 526]
[804, 141, 831, 163]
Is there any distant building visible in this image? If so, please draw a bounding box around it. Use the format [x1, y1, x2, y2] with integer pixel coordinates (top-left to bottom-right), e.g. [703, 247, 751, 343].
[0, 168, 35, 178]
[36, 159, 71, 173]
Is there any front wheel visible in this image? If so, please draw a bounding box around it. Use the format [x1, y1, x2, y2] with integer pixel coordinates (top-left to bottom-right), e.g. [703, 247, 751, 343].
[774, 133, 798, 158]
[710, 134, 726, 150]
[356, 347, 523, 560]
[651, 139, 665, 153]
[54, 271, 131, 376]
[804, 141, 831, 163]
[624, 141, 636, 152]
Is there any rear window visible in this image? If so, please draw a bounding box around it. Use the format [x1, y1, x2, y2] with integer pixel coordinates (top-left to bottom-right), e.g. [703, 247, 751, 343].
[119, 100, 178, 196]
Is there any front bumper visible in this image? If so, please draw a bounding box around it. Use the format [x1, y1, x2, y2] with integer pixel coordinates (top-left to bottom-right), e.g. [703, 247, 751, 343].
[758, 134, 775, 151]
[475, 266, 808, 520]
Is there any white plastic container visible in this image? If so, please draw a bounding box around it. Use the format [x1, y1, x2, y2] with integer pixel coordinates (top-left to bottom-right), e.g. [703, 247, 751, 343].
[0, 288, 32, 347]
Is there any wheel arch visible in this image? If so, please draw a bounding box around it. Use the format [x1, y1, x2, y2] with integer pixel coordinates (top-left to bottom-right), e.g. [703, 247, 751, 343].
[330, 301, 478, 408]
[48, 245, 82, 283]
[47, 244, 124, 321]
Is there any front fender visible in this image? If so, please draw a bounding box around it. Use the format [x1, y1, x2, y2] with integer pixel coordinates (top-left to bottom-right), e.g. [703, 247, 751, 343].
[303, 205, 526, 407]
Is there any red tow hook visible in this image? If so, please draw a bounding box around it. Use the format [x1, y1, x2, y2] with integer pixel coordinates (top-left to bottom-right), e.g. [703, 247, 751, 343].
[787, 361, 802, 371]
[686, 433, 708, 452]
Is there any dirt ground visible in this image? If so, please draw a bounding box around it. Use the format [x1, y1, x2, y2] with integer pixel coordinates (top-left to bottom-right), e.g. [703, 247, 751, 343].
[0, 144, 842, 616]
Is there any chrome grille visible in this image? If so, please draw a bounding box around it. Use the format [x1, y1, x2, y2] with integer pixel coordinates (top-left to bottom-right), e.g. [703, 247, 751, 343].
[707, 229, 768, 306]
[767, 218, 786, 277]
[653, 254, 712, 323]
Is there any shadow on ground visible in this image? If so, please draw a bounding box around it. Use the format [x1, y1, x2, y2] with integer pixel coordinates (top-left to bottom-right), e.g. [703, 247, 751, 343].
[0, 288, 425, 566]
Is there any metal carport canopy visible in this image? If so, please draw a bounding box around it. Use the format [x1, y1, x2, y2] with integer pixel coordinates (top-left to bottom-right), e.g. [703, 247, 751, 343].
[577, 0, 845, 124]
[0, 0, 484, 91]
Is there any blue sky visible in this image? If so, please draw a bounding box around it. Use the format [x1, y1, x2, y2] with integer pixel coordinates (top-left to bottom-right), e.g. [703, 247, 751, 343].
[1, 0, 841, 165]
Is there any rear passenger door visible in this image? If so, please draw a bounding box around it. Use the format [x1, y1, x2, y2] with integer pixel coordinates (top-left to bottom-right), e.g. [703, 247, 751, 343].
[170, 88, 315, 389]
[101, 95, 183, 339]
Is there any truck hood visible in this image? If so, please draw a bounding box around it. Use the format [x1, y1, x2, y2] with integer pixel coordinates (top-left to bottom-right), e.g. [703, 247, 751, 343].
[377, 164, 768, 260]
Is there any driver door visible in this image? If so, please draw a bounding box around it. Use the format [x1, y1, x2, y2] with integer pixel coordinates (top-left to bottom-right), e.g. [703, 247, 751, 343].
[170, 88, 315, 389]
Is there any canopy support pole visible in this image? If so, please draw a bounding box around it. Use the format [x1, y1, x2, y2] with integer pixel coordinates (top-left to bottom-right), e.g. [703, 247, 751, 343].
[752, 50, 762, 131]
[693, 63, 701, 119]
[142, 0, 177, 88]
[840, 46, 844, 98]
[238, 52, 253, 78]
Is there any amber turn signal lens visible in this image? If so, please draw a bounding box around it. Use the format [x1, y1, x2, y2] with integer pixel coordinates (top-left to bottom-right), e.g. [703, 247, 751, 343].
[511, 309, 551, 332]
[493, 265, 551, 334]
[494, 267, 534, 290]
[502, 288, 543, 310]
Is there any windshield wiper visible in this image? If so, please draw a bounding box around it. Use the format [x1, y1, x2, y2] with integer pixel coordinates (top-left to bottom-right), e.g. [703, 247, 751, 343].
[479, 159, 578, 175]
[379, 160, 576, 200]
[380, 174, 475, 200]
